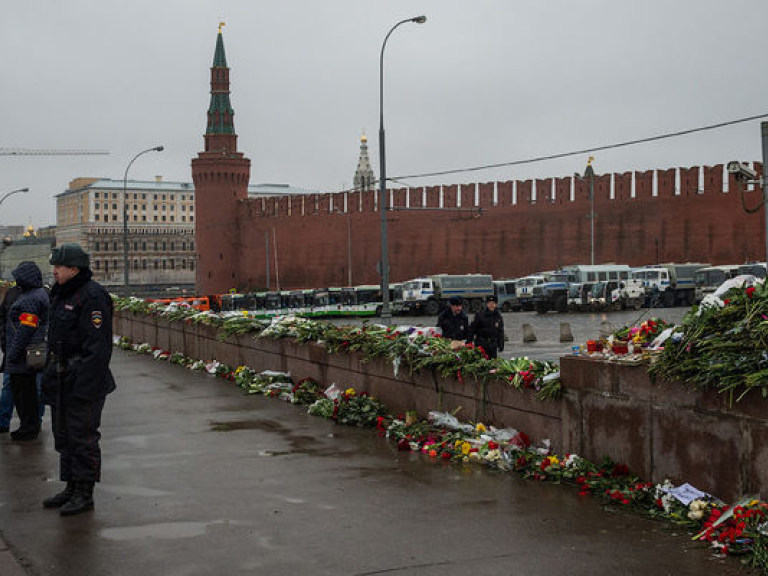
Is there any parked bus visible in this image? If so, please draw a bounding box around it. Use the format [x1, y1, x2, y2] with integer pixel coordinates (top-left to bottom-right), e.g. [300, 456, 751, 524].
[694, 265, 741, 302]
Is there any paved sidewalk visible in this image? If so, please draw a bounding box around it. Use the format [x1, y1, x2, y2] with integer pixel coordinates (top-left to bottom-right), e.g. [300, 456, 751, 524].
[0, 350, 752, 575]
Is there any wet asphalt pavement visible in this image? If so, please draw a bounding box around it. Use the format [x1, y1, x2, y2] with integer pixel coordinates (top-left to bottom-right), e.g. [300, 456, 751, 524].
[0, 344, 752, 575]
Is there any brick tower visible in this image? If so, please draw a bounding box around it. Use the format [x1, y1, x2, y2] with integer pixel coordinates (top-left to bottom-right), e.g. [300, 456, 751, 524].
[191, 25, 251, 295]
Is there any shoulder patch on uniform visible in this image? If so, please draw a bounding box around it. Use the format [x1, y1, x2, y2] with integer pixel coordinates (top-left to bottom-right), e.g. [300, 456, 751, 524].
[91, 310, 103, 329]
[19, 313, 39, 328]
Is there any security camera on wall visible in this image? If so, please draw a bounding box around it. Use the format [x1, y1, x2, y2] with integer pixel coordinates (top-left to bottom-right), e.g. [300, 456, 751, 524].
[727, 161, 758, 182]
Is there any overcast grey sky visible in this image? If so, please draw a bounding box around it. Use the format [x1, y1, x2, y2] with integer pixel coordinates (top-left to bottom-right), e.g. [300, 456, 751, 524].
[1, 0, 767, 227]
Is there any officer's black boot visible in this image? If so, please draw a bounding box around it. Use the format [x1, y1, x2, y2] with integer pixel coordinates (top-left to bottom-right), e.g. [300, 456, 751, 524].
[59, 481, 95, 516]
[42, 481, 76, 509]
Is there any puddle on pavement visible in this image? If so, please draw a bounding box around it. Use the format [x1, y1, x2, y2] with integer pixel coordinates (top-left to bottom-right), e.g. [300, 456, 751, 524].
[209, 420, 349, 458]
[98, 484, 171, 497]
[210, 420, 283, 432]
[100, 521, 210, 541]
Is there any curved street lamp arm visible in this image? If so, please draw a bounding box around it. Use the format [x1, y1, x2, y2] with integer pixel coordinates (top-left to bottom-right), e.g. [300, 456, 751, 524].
[0, 187, 29, 211]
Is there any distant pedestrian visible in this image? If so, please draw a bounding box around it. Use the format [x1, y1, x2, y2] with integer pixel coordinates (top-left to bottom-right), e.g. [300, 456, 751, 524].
[0, 284, 22, 433]
[470, 295, 505, 359]
[437, 296, 470, 342]
[5, 262, 49, 441]
[41, 243, 116, 516]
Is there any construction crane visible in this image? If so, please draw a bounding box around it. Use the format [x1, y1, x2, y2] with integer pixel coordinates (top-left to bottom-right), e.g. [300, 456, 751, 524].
[0, 148, 109, 156]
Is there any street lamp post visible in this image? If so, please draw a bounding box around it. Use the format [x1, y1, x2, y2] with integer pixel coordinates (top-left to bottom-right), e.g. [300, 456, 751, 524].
[123, 146, 164, 288]
[584, 157, 595, 266]
[0, 187, 29, 213]
[0, 188, 27, 280]
[762, 121, 768, 267]
[379, 15, 426, 322]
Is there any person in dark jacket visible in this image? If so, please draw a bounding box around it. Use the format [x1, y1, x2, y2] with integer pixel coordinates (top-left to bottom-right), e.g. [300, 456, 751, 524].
[5, 262, 49, 441]
[469, 295, 505, 359]
[41, 243, 116, 516]
[0, 285, 22, 432]
[436, 296, 470, 342]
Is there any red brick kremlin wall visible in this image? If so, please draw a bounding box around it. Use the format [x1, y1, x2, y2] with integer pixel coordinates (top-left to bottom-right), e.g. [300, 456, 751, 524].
[207, 162, 764, 292]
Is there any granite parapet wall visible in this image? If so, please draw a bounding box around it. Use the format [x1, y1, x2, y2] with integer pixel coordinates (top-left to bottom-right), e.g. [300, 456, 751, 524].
[114, 312, 768, 502]
[560, 356, 768, 502]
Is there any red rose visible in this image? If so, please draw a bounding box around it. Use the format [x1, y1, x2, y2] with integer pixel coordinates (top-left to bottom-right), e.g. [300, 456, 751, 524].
[397, 439, 411, 451]
[487, 441, 498, 450]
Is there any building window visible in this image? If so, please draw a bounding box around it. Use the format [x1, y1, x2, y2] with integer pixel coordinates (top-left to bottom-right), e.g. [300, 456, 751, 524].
[162, 216, 166, 222]
[112, 193, 117, 199]
[142, 242, 147, 250]
[170, 259, 175, 269]
[94, 202, 100, 209]
[133, 193, 138, 200]
[190, 242, 195, 251]
[104, 214, 108, 222]
[114, 241, 118, 251]
[112, 203, 117, 210]
[133, 259, 138, 269]
[133, 241, 138, 251]
[153, 194, 157, 200]
[170, 242, 175, 251]
[170, 216, 174, 222]
[162, 242, 166, 251]
[154, 260, 159, 270]
[162, 194, 166, 201]
[182, 260, 187, 269]
[170, 205, 174, 211]
[141, 194, 146, 200]
[142, 260, 147, 270]
[95, 260, 100, 270]
[154, 216, 158, 222]
[142, 216, 147, 221]
[95, 241, 100, 251]
[162, 260, 167, 270]
[181, 205, 186, 211]
[133, 215, 138, 221]
[95, 214, 100, 221]
[181, 216, 186, 222]
[153, 242, 158, 250]
[190, 261, 195, 271]
[95, 192, 100, 199]
[161, 205, 166, 211]
[104, 260, 109, 272]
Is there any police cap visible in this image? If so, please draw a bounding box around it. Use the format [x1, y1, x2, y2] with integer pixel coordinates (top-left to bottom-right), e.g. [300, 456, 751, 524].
[449, 296, 463, 305]
[486, 295, 498, 303]
[50, 243, 90, 269]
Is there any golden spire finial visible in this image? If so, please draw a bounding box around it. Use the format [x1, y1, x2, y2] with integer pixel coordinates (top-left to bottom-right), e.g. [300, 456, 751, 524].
[218, 21, 226, 33]
[587, 156, 595, 166]
[361, 130, 367, 143]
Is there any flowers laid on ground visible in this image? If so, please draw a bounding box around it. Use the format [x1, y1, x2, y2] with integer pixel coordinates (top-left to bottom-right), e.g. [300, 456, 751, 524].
[112, 297, 561, 399]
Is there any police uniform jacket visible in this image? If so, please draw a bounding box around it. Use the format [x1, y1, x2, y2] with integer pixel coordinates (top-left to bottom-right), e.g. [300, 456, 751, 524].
[42, 268, 116, 404]
[436, 308, 470, 341]
[5, 263, 49, 374]
[470, 308, 505, 352]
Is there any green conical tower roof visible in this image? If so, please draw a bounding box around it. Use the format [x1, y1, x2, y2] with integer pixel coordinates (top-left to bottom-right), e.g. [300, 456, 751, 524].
[212, 29, 228, 67]
[206, 27, 235, 136]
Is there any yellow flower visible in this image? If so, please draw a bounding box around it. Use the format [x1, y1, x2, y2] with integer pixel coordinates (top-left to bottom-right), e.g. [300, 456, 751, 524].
[461, 442, 471, 455]
[476, 423, 487, 433]
[345, 388, 356, 396]
[549, 455, 560, 466]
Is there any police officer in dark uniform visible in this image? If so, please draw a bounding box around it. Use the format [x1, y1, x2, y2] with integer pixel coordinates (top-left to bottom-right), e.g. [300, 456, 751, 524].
[436, 296, 470, 341]
[469, 295, 505, 359]
[41, 243, 116, 516]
